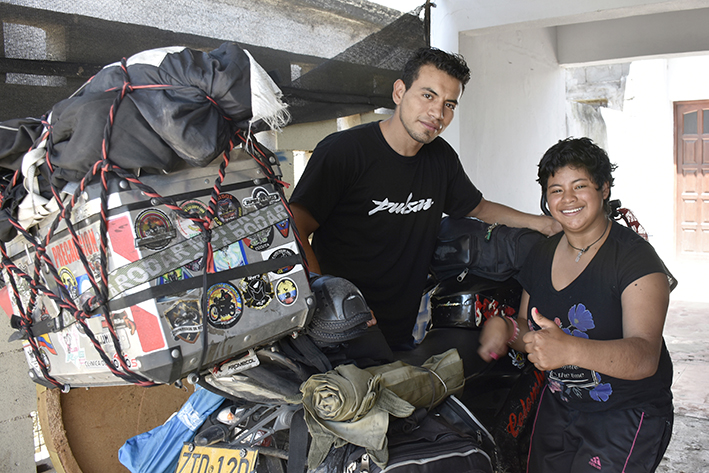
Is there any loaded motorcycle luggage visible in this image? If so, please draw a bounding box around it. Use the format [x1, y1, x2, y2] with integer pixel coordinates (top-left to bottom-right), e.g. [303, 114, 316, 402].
[329, 403, 494, 473]
[2, 147, 314, 388]
[396, 275, 542, 473]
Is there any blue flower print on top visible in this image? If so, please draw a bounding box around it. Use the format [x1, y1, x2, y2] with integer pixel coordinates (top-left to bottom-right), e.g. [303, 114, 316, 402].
[562, 303, 595, 339]
[547, 304, 613, 403]
[589, 373, 613, 402]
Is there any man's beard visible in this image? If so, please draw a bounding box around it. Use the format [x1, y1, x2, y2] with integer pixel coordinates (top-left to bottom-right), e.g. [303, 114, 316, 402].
[399, 108, 438, 145]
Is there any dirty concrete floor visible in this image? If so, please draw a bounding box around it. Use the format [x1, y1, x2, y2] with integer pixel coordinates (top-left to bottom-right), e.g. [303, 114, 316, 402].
[656, 300, 709, 473]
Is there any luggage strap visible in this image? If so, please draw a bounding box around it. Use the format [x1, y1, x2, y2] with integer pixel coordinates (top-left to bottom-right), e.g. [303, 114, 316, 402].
[106, 201, 290, 299]
[28, 253, 302, 336]
[289, 334, 332, 373]
[287, 407, 309, 473]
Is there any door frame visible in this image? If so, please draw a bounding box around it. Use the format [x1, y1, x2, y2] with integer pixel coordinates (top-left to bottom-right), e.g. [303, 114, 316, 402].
[673, 99, 709, 258]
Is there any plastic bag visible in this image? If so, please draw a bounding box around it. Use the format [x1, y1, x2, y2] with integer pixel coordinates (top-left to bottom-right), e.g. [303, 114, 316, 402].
[118, 386, 225, 473]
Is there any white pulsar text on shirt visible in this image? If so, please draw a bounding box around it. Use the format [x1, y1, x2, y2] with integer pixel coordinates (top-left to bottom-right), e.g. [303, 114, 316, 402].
[368, 193, 434, 215]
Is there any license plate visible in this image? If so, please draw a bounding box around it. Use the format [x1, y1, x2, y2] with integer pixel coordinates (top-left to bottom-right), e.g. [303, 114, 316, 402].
[175, 444, 258, 473]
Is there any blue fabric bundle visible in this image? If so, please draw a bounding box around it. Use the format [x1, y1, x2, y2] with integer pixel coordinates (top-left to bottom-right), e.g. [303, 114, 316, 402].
[118, 386, 225, 473]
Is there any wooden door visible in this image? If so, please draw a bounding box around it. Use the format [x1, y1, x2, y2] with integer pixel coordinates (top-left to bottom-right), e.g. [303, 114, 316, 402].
[674, 101, 709, 257]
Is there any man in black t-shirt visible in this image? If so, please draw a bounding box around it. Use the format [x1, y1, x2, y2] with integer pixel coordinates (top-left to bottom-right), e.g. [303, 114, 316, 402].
[290, 48, 560, 349]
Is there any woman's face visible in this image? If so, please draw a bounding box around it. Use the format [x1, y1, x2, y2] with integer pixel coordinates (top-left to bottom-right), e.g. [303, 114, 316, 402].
[546, 165, 609, 233]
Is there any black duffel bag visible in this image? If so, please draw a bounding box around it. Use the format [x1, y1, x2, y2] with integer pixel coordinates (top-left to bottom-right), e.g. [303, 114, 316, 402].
[430, 216, 545, 283]
[315, 400, 494, 473]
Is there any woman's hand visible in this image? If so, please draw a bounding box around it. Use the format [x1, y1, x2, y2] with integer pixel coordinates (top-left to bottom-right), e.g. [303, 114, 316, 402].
[523, 307, 570, 371]
[478, 316, 511, 362]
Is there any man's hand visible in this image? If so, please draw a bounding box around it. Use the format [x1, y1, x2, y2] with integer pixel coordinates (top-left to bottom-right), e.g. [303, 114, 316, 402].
[523, 307, 569, 371]
[538, 215, 562, 237]
[467, 199, 561, 237]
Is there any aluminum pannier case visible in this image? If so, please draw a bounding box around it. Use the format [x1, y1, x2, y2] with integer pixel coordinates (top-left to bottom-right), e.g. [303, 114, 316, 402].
[3, 147, 314, 388]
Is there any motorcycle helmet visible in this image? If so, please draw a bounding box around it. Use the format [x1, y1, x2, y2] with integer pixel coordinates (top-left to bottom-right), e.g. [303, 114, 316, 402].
[307, 275, 372, 347]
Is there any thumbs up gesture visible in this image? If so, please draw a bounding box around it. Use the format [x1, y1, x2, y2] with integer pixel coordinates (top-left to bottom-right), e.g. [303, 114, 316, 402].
[523, 307, 570, 371]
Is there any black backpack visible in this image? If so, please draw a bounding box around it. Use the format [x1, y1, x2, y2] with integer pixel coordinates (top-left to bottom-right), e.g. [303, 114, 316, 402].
[430, 216, 545, 283]
[312, 397, 495, 473]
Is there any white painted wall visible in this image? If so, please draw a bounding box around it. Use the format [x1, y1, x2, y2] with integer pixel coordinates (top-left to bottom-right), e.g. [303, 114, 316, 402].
[432, 1, 709, 157]
[667, 53, 709, 100]
[603, 60, 674, 254]
[457, 27, 566, 214]
[431, 0, 709, 301]
[431, 0, 709, 38]
[604, 55, 709, 301]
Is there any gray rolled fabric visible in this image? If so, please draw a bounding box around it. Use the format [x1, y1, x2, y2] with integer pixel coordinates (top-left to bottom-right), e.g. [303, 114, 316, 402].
[365, 348, 464, 410]
[301, 364, 414, 469]
[300, 348, 465, 469]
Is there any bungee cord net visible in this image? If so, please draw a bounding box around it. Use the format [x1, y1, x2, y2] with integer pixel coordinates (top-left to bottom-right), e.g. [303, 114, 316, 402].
[0, 52, 311, 390]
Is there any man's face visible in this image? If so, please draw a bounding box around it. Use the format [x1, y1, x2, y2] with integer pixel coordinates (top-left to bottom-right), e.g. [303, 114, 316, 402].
[393, 64, 462, 145]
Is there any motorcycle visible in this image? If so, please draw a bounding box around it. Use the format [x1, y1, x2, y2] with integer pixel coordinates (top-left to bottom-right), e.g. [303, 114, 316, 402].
[174, 199, 663, 473]
[176, 272, 537, 473]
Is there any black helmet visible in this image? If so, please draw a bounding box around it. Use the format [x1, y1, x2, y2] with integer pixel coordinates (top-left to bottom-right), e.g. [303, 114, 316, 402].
[307, 275, 371, 347]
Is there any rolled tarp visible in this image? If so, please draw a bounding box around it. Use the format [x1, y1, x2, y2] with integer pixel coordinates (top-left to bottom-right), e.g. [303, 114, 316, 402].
[299, 348, 464, 469]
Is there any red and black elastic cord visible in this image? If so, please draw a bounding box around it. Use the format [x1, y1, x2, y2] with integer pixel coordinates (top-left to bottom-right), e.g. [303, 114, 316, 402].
[0, 56, 295, 388]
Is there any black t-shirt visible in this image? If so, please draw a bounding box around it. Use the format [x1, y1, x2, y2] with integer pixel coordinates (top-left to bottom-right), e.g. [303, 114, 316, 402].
[290, 121, 482, 345]
[517, 222, 673, 415]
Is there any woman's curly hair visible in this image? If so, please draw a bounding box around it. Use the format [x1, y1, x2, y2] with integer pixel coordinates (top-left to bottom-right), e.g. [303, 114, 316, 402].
[538, 137, 618, 216]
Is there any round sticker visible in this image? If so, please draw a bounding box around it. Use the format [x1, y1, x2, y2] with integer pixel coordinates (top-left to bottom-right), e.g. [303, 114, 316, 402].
[242, 187, 279, 210]
[176, 200, 208, 239]
[206, 283, 243, 329]
[276, 278, 298, 306]
[268, 248, 296, 274]
[239, 275, 273, 309]
[135, 209, 175, 250]
[215, 194, 242, 225]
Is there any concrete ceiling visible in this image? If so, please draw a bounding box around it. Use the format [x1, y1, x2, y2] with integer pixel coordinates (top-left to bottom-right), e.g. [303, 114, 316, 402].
[432, 0, 709, 62]
[0, 0, 424, 123]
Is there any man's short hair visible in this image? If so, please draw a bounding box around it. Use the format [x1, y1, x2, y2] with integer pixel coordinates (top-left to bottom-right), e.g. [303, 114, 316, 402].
[401, 47, 471, 91]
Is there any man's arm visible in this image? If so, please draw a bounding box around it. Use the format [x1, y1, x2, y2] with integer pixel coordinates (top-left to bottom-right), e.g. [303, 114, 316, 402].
[467, 198, 561, 237]
[291, 202, 322, 275]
